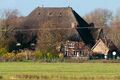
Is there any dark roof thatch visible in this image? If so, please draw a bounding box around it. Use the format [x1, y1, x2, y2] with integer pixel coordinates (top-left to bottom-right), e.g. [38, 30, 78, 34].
[17, 7, 102, 48]
[24, 7, 78, 28]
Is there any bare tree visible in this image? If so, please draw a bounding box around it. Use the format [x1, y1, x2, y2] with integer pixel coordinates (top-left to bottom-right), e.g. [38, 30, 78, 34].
[107, 27, 120, 49]
[111, 8, 120, 28]
[107, 8, 120, 49]
[0, 9, 20, 51]
[36, 20, 69, 53]
[84, 8, 112, 27]
[114, 8, 120, 21]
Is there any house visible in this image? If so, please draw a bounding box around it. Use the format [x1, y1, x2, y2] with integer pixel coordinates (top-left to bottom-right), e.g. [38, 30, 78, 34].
[14, 7, 117, 59]
[63, 40, 91, 58]
[16, 7, 100, 47]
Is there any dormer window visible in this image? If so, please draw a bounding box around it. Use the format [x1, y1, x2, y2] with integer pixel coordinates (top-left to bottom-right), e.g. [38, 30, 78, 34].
[48, 12, 52, 16]
[59, 13, 62, 16]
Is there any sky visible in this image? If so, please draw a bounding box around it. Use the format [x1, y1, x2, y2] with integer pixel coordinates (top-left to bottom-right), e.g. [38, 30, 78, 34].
[0, 0, 120, 16]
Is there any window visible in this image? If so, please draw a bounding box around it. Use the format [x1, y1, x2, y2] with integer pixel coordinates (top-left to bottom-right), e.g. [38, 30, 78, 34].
[65, 51, 68, 57]
[48, 12, 52, 16]
[73, 51, 76, 57]
[79, 51, 84, 57]
[38, 12, 40, 15]
[69, 43, 74, 48]
[59, 13, 62, 16]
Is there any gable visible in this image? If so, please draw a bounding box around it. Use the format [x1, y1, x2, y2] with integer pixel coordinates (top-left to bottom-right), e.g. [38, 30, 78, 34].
[92, 39, 109, 54]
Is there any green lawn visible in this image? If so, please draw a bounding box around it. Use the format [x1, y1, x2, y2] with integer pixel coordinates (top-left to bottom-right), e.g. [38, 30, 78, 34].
[0, 62, 120, 80]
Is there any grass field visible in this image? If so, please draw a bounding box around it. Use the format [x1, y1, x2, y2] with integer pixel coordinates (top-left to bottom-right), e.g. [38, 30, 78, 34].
[0, 62, 120, 80]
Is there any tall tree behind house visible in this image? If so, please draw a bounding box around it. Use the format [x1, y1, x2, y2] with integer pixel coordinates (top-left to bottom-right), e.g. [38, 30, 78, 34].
[0, 9, 20, 51]
[107, 8, 120, 49]
[84, 8, 113, 27]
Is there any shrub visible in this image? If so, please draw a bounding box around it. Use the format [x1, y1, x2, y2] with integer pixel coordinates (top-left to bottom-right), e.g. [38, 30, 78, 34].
[0, 48, 7, 57]
[33, 49, 60, 62]
[47, 52, 53, 59]
[59, 53, 64, 59]
[2, 52, 15, 61]
[16, 52, 26, 61]
[15, 50, 33, 61]
[33, 50, 44, 59]
[59, 53, 64, 61]
[46, 52, 54, 62]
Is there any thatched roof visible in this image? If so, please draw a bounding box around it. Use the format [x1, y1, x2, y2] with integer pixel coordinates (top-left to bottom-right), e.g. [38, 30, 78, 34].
[16, 7, 102, 48]
[18, 7, 83, 42]
[23, 7, 78, 28]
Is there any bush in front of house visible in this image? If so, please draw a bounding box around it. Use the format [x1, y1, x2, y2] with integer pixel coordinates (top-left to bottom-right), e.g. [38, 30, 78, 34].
[2, 52, 16, 61]
[33, 50, 44, 60]
[46, 52, 53, 62]
[33, 49, 59, 62]
[0, 48, 7, 57]
[15, 52, 27, 61]
[15, 50, 33, 61]
[0, 48, 60, 62]
[59, 53, 64, 62]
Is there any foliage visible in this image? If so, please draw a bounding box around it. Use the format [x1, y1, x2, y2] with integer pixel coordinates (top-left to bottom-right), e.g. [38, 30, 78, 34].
[58, 53, 64, 62]
[15, 50, 33, 61]
[2, 52, 15, 61]
[47, 52, 53, 59]
[34, 50, 44, 59]
[15, 52, 27, 61]
[0, 48, 7, 57]
[33, 49, 59, 62]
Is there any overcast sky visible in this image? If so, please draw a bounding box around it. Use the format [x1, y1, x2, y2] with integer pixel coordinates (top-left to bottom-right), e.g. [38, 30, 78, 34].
[0, 0, 120, 16]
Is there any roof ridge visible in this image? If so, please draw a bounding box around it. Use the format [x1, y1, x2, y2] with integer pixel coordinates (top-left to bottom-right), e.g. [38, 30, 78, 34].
[37, 6, 72, 9]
